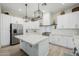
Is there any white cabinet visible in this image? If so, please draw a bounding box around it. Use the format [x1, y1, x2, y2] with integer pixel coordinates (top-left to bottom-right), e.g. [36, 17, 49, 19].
[42, 13, 51, 25]
[67, 37, 74, 48]
[74, 36, 79, 50]
[40, 13, 51, 33]
[49, 35, 74, 49]
[0, 14, 11, 47]
[20, 40, 38, 56]
[57, 11, 79, 29]
[20, 39, 49, 56]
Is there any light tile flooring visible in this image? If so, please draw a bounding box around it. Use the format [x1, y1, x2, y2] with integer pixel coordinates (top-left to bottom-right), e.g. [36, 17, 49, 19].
[0, 44, 73, 56]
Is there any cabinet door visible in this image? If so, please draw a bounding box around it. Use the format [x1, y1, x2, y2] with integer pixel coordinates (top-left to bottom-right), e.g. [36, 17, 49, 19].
[66, 37, 74, 48]
[1, 14, 11, 46]
[59, 36, 65, 47]
[57, 16, 64, 28]
[49, 34, 55, 44]
[57, 12, 79, 29]
[55, 36, 60, 45]
[74, 37, 79, 50]
[42, 13, 50, 25]
[65, 13, 75, 28]
[75, 12, 79, 28]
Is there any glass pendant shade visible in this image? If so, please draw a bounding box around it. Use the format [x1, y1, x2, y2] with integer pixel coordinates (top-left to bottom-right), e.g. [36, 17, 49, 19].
[34, 10, 43, 19]
[34, 4, 43, 20]
[24, 4, 30, 22]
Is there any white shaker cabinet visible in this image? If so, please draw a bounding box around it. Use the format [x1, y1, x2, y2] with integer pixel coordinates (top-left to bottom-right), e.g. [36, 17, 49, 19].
[49, 35, 74, 49]
[74, 36, 79, 50]
[57, 11, 79, 29]
[40, 12, 51, 33]
[0, 14, 11, 47]
[42, 12, 51, 25]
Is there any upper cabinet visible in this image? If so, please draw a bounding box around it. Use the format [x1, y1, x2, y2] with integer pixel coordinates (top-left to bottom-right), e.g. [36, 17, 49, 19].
[42, 13, 51, 25]
[57, 11, 79, 29]
[0, 13, 24, 24]
[0, 14, 11, 46]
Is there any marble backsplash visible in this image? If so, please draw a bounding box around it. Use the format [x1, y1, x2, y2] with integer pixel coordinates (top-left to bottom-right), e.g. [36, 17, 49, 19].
[51, 29, 79, 36]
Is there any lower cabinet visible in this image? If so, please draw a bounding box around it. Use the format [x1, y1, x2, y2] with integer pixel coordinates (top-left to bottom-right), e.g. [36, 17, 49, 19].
[20, 40, 38, 56]
[66, 37, 74, 48]
[74, 36, 79, 50]
[20, 39, 49, 56]
[49, 35, 74, 49]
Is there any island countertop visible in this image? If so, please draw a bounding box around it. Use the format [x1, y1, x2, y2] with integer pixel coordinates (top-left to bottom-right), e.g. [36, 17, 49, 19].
[15, 33, 48, 45]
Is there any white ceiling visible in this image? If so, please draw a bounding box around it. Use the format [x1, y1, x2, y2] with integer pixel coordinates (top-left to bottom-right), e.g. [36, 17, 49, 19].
[0, 3, 78, 18]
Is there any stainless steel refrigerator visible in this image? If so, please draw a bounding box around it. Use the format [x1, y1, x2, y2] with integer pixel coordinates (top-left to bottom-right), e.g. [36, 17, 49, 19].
[10, 23, 23, 45]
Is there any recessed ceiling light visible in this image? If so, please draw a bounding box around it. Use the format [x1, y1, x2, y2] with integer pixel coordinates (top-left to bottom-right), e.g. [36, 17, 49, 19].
[18, 9, 22, 11]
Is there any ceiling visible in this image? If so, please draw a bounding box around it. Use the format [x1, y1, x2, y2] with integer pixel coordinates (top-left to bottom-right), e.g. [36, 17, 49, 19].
[0, 3, 78, 18]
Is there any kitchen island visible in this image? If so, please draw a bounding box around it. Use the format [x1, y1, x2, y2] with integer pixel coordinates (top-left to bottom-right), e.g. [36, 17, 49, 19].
[15, 33, 49, 56]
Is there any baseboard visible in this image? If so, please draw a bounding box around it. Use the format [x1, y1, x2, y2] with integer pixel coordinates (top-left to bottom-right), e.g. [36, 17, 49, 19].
[1, 45, 10, 48]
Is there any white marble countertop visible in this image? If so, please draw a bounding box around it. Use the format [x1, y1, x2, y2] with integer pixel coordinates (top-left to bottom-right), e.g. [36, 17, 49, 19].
[15, 33, 48, 45]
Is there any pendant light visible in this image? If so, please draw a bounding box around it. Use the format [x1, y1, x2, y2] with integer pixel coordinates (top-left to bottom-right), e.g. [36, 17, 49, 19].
[34, 3, 43, 20]
[24, 4, 30, 22]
